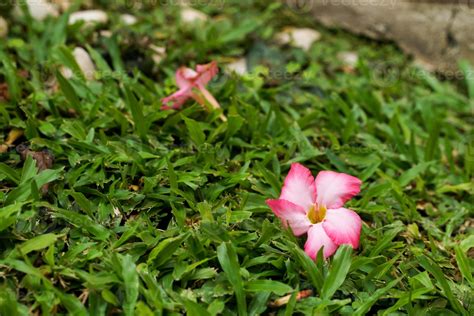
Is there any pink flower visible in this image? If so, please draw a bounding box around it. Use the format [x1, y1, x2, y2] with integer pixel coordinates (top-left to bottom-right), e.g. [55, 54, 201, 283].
[161, 61, 221, 111]
[266, 163, 363, 259]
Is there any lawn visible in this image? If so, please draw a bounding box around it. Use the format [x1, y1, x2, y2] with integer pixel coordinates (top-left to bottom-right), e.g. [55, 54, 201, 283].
[0, 1, 473, 315]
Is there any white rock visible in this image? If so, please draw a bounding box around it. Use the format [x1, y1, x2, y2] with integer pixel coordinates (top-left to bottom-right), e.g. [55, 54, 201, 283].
[0, 17, 7, 38]
[337, 51, 359, 67]
[99, 30, 113, 38]
[17, 0, 59, 21]
[69, 10, 108, 26]
[120, 14, 137, 25]
[61, 47, 96, 81]
[226, 58, 248, 75]
[275, 27, 321, 51]
[180, 7, 208, 24]
[150, 45, 167, 64]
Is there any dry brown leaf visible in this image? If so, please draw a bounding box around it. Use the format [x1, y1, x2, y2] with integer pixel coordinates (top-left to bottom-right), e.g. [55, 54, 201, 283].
[269, 289, 313, 308]
[6, 129, 24, 145]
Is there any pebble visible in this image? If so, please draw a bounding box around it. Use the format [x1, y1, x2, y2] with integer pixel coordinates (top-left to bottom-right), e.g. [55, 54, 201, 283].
[337, 51, 359, 67]
[150, 45, 167, 64]
[62, 47, 96, 81]
[0, 17, 7, 38]
[120, 14, 137, 25]
[275, 28, 321, 51]
[69, 10, 108, 26]
[226, 58, 248, 75]
[19, 0, 59, 21]
[180, 7, 208, 24]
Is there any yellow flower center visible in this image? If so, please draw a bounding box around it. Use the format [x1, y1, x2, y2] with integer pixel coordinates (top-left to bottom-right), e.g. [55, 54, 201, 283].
[307, 204, 327, 224]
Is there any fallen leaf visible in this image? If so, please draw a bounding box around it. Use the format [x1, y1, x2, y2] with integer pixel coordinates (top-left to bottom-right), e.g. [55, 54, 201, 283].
[6, 129, 24, 145]
[269, 289, 313, 308]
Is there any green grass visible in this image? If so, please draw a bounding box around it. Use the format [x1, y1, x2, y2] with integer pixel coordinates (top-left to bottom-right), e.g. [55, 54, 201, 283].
[0, 1, 473, 315]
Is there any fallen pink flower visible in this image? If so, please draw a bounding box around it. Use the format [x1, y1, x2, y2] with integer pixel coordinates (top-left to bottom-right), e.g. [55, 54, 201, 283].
[266, 163, 362, 259]
[161, 61, 221, 112]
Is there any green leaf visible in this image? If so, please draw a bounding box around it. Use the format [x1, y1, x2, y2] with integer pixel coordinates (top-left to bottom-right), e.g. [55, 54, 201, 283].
[54, 291, 88, 316]
[182, 298, 211, 316]
[245, 280, 292, 295]
[49, 207, 110, 241]
[418, 256, 467, 315]
[398, 161, 433, 187]
[369, 224, 404, 256]
[0, 49, 20, 101]
[224, 112, 244, 142]
[124, 87, 147, 141]
[355, 277, 401, 315]
[321, 245, 352, 300]
[56, 70, 82, 114]
[289, 243, 323, 292]
[17, 233, 59, 256]
[119, 254, 139, 316]
[5, 168, 62, 205]
[217, 242, 247, 316]
[0, 286, 29, 316]
[0, 163, 20, 184]
[0, 203, 24, 232]
[454, 245, 473, 284]
[183, 116, 206, 147]
[20, 155, 37, 183]
[147, 233, 190, 268]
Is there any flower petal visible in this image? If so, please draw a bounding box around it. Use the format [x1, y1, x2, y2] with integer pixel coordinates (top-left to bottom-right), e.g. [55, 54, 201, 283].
[280, 163, 317, 211]
[304, 223, 338, 259]
[161, 88, 193, 109]
[322, 208, 362, 248]
[196, 85, 221, 109]
[266, 199, 311, 236]
[315, 171, 361, 209]
[176, 67, 198, 89]
[195, 61, 218, 86]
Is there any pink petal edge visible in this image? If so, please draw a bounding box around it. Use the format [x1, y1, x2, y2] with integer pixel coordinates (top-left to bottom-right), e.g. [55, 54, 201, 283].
[315, 171, 361, 209]
[322, 207, 362, 248]
[176, 67, 198, 89]
[266, 199, 311, 236]
[195, 61, 218, 86]
[161, 88, 194, 110]
[280, 163, 317, 212]
[304, 223, 338, 259]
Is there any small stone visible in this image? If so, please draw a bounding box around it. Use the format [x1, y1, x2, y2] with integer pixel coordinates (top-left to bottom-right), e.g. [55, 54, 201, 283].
[226, 58, 248, 75]
[150, 45, 167, 64]
[99, 30, 113, 38]
[337, 51, 359, 67]
[0, 17, 7, 38]
[18, 0, 59, 21]
[180, 7, 208, 24]
[120, 14, 137, 25]
[275, 27, 321, 51]
[69, 10, 108, 26]
[61, 47, 96, 81]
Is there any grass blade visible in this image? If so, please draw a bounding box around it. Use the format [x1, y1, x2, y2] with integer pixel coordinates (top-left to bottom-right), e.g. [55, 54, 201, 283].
[217, 242, 247, 316]
[454, 245, 473, 284]
[321, 245, 353, 300]
[119, 254, 139, 316]
[418, 255, 466, 315]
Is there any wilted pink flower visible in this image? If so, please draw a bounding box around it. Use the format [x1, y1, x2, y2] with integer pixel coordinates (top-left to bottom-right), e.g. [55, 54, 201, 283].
[266, 163, 362, 259]
[161, 61, 221, 111]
